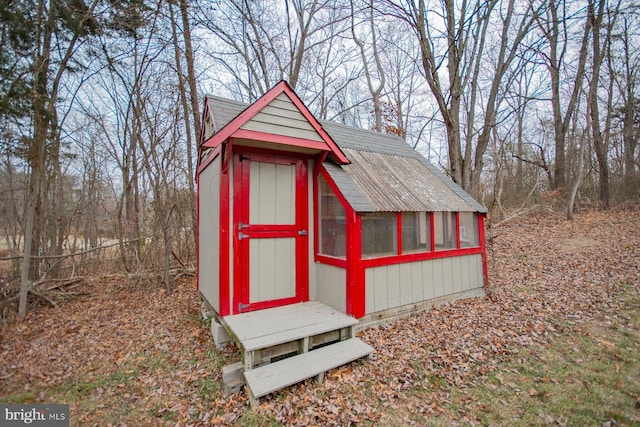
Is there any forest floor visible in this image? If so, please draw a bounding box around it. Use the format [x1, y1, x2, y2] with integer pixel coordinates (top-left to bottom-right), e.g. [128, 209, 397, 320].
[1, 209, 639, 426]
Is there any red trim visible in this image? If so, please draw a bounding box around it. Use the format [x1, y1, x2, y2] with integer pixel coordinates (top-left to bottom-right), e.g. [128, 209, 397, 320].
[202, 81, 349, 164]
[346, 213, 364, 318]
[315, 254, 347, 268]
[396, 213, 403, 255]
[478, 214, 489, 287]
[296, 158, 309, 303]
[234, 145, 313, 161]
[455, 212, 461, 249]
[361, 246, 484, 268]
[314, 152, 328, 175]
[231, 129, 331, 152]
[219, 151, 231, 316]
[429, 212, 435, 251]
[239, 296, 303, 313]
[232, 153, 244, 314]
[196, 168, 201, 292]
[313, 165, 320, 261]
[197, 145, 222, 176]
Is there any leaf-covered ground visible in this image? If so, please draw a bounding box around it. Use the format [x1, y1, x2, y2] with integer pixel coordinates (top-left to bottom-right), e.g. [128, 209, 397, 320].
[1, 210, 639, 426]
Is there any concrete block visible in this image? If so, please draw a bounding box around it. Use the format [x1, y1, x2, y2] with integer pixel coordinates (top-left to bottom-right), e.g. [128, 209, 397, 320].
[211, 320, 232, 349]
[201, 301, 215, 320]
[222, 362, 244, 395]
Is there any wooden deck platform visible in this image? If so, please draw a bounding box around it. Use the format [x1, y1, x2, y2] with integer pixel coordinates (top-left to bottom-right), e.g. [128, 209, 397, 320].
[221, 301, 373, 406]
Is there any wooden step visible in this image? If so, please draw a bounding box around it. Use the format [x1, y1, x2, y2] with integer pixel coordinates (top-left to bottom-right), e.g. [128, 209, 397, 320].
[244, 338, 373, 406]
[224, 301, 358, 351]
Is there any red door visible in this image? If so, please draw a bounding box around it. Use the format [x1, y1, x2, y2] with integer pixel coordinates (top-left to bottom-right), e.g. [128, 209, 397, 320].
[233, 152, 308, 313]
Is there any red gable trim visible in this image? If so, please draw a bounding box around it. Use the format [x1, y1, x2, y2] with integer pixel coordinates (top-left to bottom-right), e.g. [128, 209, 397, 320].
[232, 129, 331, 152]
[201, 81, 349, 164]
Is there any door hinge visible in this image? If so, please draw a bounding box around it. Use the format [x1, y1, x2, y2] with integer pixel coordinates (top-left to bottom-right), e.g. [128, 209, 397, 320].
[238, 232, 249, 240]
[238, 302, 250, 312]
[238, 222, 248, 230]
[298, 230, 308, 236]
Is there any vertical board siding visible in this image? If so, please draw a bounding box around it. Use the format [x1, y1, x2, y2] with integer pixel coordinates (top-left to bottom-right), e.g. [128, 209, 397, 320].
[198, 157, 221, 312]
[432, 258, 444, 298]
[249, 161, 295, 225]
[411, 262, 424, 303]
[422, 260, 434, 300]
[315, 264, 347, 313]
[365, 255, 484, 315]
[398, 264, 413, 306]
[249, 237, 295, 303]
[387, 264, 401, 308]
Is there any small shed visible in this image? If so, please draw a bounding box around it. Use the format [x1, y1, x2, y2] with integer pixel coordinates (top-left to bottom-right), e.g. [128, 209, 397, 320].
[197, 81, 488, 324]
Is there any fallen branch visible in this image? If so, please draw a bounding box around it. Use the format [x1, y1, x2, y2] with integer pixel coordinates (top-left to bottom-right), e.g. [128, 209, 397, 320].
[3, 288, 58, 308]
[174, 269, 196, 280]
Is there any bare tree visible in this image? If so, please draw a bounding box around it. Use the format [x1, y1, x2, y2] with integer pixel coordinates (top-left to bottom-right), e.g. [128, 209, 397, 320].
[196, 0, 350, 100]
[19, 0, 101, 318]
[588, 0, 620, 209]
[382, 0, 540, 194]
[534, 0, 593, 192]
[351, 0, 385, 132]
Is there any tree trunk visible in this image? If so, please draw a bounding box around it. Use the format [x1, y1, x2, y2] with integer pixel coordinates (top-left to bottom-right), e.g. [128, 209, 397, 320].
[588, 0, 611, 210]
[19, 0, 55, 318]
[170, 0, 198, 247]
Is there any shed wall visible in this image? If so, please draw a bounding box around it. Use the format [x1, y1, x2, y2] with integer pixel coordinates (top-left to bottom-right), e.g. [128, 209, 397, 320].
[198, 155, 221, 312]
[241, 93, 324, 142]
[365, 254, 483, 315]
[315, 264, 347, 313]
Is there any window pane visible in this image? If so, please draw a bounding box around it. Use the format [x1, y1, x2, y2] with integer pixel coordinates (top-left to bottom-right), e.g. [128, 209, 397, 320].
[318, 176, 346, 257]
[402, 212, 430, 253]
[434, 211, 457, 250]
[362, 213, 396, 258]
[459, 212, 479, 247]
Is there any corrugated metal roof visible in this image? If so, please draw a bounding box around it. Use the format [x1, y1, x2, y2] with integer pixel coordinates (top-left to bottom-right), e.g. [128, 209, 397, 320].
[325, 149, 478, 212]
[204, 95, 487, 213]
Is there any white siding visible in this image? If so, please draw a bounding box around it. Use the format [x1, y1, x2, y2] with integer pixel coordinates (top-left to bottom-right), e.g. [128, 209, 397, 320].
[315, 264, 346, 313]
[365, 254, 484, 315]
[198, 156, 221, 312]
[241, 93, 324, 142]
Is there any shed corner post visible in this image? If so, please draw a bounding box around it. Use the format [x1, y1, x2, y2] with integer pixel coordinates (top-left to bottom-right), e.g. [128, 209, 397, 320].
[346, 210, 365, 318]
[478, 213, 489, 287]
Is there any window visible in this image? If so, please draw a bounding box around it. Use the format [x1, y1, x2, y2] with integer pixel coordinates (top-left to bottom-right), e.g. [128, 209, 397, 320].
[401, 212, 430, 253]
[459, 212, 479, 247]
[318, 176, 346, 257]
[361, 213, 396, 258]
[434, 211, 457, 250]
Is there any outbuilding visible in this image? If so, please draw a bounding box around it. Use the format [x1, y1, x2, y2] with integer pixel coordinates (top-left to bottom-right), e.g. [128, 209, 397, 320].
[197, 81, 488, 325]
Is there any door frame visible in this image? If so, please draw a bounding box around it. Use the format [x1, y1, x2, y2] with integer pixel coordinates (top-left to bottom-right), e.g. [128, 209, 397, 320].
[232, 148, 309, 314]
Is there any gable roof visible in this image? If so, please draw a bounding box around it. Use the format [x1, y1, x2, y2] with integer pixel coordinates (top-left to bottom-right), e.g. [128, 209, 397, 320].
[201, 81, 348, 164]
[202, 87, 486, 214]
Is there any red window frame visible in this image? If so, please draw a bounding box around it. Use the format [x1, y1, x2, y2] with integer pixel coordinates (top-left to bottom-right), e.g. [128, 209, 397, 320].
[360, 211, 484, 268]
